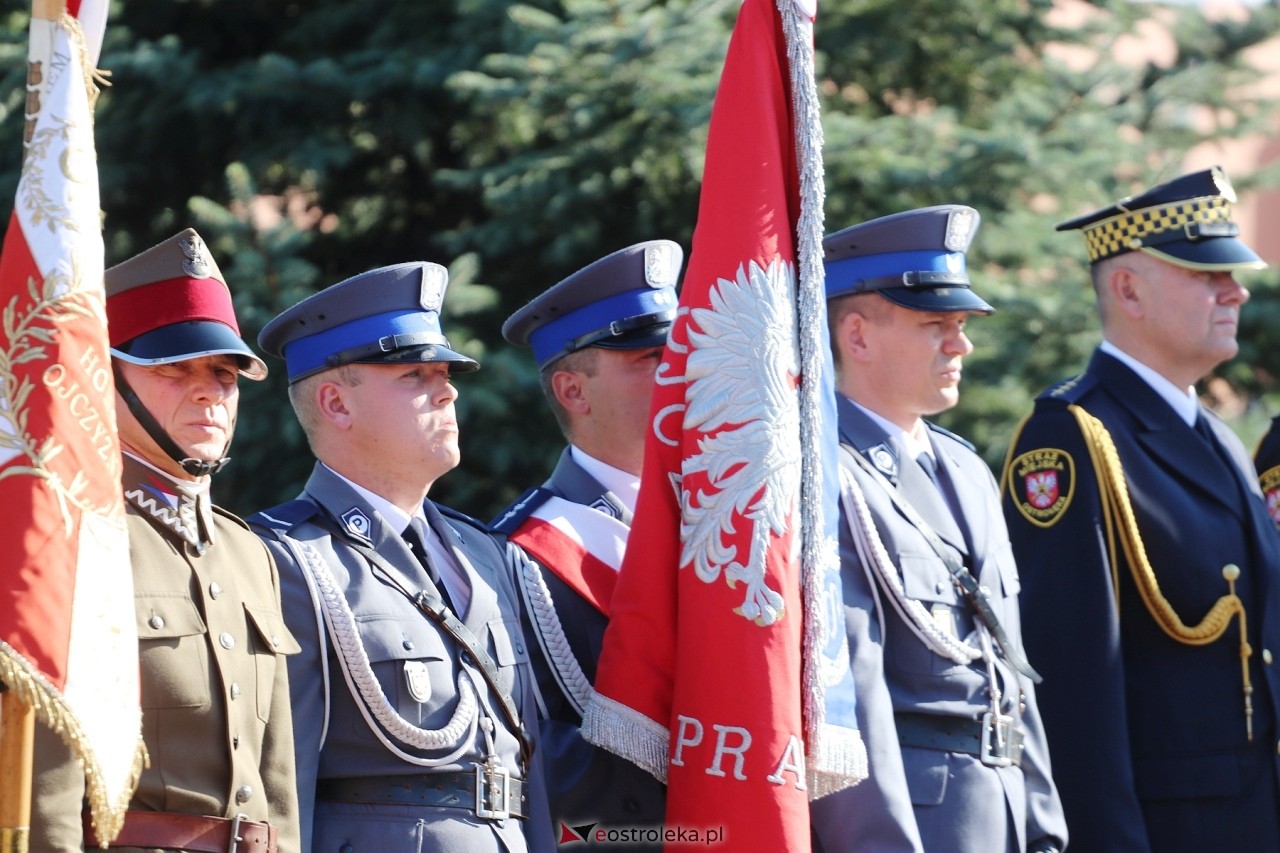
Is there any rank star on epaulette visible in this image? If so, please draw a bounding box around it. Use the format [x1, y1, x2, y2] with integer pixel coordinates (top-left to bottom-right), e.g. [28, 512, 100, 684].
[1260, 465, 1280, 529]
[1009, 448, 1074, 528]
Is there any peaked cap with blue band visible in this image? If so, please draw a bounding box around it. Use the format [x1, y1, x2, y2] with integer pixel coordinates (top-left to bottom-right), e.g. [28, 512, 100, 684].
[823, 204, 993, 314]
[258, 261, 479, 384]
[503, 240, 683, 369]
[1056, 166, 1266, 272]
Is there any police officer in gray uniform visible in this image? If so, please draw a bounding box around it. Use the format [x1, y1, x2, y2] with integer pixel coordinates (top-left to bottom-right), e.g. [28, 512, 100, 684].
[492, 242, 680, 845]
[247, 262, 553, 852]
[809, 207, 1066, 853]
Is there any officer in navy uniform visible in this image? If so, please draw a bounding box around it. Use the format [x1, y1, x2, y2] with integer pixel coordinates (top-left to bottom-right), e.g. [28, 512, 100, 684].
[491, 241, 679, 845]
[247, 263, 553, 852]
[810, 206, 1066, 853]
[1254, 416, 1280, 534]
[1001, 167, 1280, 852]
[31, 229, 301, 853]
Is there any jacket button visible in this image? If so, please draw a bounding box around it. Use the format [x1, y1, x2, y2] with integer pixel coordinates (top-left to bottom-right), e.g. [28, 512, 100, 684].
[148, 615, 164, 630]
[209, 582, 222, 599]
[220, 632, 235, 650]
[235, 785, 253, 804]
[1264, 649, 1273, 665]
[230, 683, 241, 700]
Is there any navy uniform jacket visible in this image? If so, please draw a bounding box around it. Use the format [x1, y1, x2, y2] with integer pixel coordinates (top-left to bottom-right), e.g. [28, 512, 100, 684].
[249, 463, 554, 853]
[811, 397, 1066, 853]
[492, 448, 665, 848]
[33, 454, 302, 853]
[1254, 414, 1280, 535]
[1002, 349, 1280, 852]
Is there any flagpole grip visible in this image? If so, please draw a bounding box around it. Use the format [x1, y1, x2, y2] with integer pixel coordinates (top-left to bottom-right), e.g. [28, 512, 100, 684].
[0, 689, 35, 852]
[32, 0, 66, 21]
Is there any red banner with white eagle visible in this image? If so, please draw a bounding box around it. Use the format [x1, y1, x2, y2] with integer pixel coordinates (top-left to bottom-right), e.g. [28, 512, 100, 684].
[582, 0, 866, 848]
[0, 0, 142, 840]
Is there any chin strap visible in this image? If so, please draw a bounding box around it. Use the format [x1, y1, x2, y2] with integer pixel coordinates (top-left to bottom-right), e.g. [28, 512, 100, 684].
[112, 361, 231, 478]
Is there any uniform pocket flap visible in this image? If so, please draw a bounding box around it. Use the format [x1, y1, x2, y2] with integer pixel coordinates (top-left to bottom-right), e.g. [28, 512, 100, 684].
[357, 615, 449, 664]
[245, 604, 302, 656]
[900, 554, 961, 605]
[487, 618, 530, 667]
[136, 594, 206, 639]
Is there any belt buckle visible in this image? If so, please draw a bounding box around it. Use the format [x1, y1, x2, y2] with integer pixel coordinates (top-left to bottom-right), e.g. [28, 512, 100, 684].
[475, 762, 511, 821]
[980, 712, 1015, 767]
[228, 813, 248, 853]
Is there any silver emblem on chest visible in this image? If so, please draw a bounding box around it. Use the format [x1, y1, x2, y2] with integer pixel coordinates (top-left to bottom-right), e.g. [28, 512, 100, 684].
[403, 660, 432, 704]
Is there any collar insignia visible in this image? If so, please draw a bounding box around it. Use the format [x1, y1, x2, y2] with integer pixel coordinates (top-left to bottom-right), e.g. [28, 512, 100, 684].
[869, 444, 897, 478]
[340, 507, 373, 541]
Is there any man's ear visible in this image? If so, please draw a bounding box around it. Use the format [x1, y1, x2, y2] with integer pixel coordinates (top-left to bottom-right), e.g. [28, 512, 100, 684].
[838, 310, 872, 363]
[1106, 263, 1145, 320]
[317, 379, 353, 429]
[550, 369, 590, 415]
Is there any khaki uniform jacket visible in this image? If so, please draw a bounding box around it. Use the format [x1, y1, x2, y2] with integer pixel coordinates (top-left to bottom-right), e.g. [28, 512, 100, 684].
[31, 454, 301, 853]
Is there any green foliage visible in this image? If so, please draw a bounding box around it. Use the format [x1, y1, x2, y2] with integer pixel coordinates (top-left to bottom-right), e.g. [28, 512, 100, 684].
[1, 0, 1277, 512]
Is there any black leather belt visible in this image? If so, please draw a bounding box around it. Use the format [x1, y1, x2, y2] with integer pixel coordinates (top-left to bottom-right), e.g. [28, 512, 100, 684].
[316, 767, 528, 820]
[895, 712, 1024, 767]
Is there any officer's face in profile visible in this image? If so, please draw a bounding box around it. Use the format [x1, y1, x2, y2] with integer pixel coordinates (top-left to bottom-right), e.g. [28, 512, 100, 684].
[339, 361, 461, 485]
[1118, 253, 1250, 386]
[850, 302, 974, 428]
[580, 346, 664, 443]
[115, 354, 240, 480]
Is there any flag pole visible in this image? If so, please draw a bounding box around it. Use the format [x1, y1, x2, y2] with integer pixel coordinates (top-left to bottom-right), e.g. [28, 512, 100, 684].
[0, 689, 35, 853]
[0, 1, 71, 849]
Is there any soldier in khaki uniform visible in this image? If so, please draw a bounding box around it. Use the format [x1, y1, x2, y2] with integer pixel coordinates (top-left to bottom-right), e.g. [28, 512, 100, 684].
[30, 230, 301, 853]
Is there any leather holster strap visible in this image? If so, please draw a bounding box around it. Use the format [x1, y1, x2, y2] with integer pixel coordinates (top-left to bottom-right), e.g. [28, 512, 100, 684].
[895, 712, 1024, 766]
[83, 811, 277, 853]
[316, 771, 528, 819]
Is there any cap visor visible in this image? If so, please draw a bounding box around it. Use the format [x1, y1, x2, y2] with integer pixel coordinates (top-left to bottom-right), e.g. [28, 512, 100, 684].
[878, 287, 995, 315]
[363, 343, 480, 373]
[588, 324, 672, 352]
[112, 321, 267, 379]
[1142, 238, 1267, 272]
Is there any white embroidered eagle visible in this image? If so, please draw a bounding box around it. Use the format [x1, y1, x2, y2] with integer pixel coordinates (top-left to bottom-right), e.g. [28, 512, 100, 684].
[677, 257, 801, 627]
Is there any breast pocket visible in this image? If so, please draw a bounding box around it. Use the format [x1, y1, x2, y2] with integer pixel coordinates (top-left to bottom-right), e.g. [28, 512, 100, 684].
[136, 594, 210, 710]
[486, 618, 531, 695]
[893, 553, 971, 678]
[359, 616, 457, 723]
[245, 604, 301, 724]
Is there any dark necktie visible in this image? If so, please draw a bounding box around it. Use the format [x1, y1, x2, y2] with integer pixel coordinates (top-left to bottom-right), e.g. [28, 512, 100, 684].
[403, 518, 452, 609]
[917, 452, 940, 486]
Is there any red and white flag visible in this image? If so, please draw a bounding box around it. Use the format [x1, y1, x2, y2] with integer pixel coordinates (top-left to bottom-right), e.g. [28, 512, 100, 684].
[0, 0, 142, 840]
[583, 0, 865, 848]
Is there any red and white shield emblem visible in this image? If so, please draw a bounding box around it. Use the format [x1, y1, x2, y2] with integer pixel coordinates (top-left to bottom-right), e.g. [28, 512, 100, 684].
[1008, 448, 1074, 528]
[1024, 470, 1059, 509]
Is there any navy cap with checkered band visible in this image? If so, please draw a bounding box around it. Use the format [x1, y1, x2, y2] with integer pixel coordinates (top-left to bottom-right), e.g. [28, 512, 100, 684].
[1056, 166, 1266, 272]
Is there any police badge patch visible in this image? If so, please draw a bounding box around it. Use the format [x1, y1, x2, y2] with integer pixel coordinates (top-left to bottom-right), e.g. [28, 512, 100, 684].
[1009, 448, 1074, 528]
[1260, 465, 1280, 532]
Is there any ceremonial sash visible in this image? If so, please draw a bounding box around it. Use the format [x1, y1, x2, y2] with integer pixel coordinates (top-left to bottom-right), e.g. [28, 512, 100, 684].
[509, 496, 628, 617]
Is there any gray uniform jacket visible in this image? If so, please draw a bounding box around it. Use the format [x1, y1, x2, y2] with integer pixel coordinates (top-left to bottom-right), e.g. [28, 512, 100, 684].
[249, 463, 553, 853]
[810, 397, 1066, 853]
[492, 449, 665, 847]
[32, 454, 302, 853]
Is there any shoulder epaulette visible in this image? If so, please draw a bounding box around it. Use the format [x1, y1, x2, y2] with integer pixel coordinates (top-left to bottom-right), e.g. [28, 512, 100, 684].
[1037, 372, 1096, 407]
[247, 498, 320, 535]
[489, 487, 554, 535]
[436, 502, 488, 533]
[924, 421, 975, 452]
